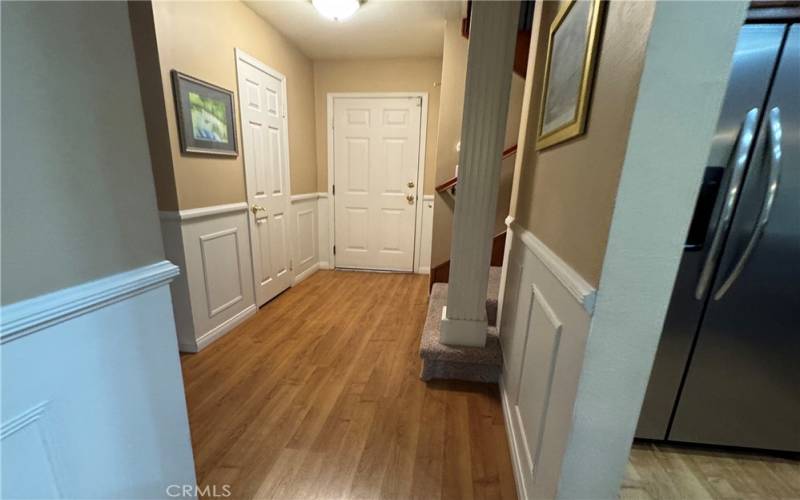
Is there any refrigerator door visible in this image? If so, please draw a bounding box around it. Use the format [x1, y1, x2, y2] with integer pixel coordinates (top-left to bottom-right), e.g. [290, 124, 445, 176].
[636, 24, 786, 439]
[669, 25, 800, 452]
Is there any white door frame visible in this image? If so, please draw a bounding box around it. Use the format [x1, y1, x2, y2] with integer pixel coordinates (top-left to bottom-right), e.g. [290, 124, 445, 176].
[326, 92, 429, 272]
[235, 48, 296, 298]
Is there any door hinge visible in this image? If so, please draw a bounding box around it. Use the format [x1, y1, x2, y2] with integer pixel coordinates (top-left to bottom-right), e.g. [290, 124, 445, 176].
[332, 184, 335, 196]
[416, 97, 422, 107]
[333, 245, 336, 255]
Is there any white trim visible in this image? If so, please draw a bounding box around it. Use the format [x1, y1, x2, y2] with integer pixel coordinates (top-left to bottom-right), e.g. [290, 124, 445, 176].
[326, 92, 429, 272]
[500, 377, 528, 500]
[159, 202, 248, 221]
[506, 216, 596, 314]
[180, 304, 257, 353]
[418, 194, 435, 275]
[413, 97, 429, 273]
[326, 95, 335, 267]
[0, 261, 179, 344]
[293, 262, 320, 285]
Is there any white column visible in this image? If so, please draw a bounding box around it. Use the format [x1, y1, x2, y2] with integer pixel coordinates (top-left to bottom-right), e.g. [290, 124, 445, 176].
[440, 1, 519, 347]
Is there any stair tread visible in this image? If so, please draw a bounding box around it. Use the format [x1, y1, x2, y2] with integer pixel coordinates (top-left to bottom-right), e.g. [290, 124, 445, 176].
[420, 283, 502, 366]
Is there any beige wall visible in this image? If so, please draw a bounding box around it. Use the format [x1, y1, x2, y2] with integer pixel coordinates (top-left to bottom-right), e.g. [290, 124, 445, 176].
[430, 18, 526, 267]
[1, 1, 165, 304]
[313, 58, 443, 194]
[144, 0, 318, 210]
[511, 0, 656, 286]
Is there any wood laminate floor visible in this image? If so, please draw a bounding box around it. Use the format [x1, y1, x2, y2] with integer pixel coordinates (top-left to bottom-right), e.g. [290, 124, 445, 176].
[624, 441, 800, 500]
[180, 271, 517, 500]
[181, 270, 800, 500]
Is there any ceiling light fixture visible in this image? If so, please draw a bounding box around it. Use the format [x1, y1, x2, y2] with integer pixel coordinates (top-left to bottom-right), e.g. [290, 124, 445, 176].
[312, 0, 361, 21]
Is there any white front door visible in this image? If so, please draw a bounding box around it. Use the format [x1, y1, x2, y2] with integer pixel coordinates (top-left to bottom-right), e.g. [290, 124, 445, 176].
[332, 97, 423, 271]
[236, 51, 293, 306]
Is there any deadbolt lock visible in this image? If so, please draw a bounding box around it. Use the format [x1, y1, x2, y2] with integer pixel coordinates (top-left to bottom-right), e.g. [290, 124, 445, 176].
[407, 181, 415, 188]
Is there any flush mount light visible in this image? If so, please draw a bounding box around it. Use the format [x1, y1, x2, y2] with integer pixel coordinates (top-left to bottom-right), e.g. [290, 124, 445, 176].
[312, 0, 361, 21]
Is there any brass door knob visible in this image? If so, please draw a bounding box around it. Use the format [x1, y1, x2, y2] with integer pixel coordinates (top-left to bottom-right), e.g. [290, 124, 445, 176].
[251, 204, 266, 214]
[406, 193, 415, 204]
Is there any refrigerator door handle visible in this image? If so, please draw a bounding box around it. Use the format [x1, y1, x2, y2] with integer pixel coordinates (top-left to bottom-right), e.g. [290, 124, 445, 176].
[695, 108, 760, 300]
[713, 107, 783, 300]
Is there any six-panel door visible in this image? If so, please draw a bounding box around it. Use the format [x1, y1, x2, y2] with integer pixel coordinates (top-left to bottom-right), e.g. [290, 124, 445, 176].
[237, 54, 293, 306]
[333, 97, 422, 271]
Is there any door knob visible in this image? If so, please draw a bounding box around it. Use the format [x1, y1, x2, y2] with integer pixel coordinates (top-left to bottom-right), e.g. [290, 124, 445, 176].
[251, 204, 266, 214]
[406, 193, 415, 204]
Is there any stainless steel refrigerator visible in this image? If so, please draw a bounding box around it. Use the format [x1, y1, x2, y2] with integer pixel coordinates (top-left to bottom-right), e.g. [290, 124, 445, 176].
[636, 23, 799, 452]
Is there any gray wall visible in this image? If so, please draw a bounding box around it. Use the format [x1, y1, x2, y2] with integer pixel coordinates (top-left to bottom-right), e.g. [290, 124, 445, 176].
[1, 1, 164, 304]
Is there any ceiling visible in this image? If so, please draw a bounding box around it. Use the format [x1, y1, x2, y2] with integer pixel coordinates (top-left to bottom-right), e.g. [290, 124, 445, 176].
[244, 0, 463, 60]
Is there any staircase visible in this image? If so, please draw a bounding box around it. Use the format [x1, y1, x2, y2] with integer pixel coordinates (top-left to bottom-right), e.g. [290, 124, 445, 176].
[419, 266, 503, 383]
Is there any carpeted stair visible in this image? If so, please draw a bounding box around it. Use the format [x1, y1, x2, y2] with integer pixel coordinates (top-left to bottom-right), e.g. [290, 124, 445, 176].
[419, 267, 503, 383]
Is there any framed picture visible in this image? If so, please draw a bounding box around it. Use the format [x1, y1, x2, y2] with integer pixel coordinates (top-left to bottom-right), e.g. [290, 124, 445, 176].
[171, 70, 238, 156]
[536, 0, 604, 150]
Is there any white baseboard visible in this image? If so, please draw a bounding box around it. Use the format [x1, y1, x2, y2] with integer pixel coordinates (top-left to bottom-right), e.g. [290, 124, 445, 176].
[181, 304, 257, 353]
[319, 261, 331, 270]
[417, 266, 431, 275]
[294, 262, 320, 285]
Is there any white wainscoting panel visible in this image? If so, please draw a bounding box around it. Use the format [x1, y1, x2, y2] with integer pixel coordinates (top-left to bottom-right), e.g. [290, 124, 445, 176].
[498, 219, 595, 499]
[160, 204, 256, 352]
[417, 194, 434, 274]
[291, 193, 321, 283]
[0, 265, 196, 498]
[317, 193, 331, 269]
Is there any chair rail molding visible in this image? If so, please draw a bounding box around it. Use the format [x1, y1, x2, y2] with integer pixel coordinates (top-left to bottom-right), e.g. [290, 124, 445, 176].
[158, 202, 248, 221]
[0, 261, 179, 344]
[505, 217, 596, 314]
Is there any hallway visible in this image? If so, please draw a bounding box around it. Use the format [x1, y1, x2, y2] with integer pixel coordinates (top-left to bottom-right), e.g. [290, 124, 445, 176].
[181, 271, 517, 499]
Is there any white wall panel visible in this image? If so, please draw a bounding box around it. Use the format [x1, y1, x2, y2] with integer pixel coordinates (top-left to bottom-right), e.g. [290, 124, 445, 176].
[498, 220, 594, 500]
[290, 194, 321, 283]
[0, 273, 196, 498]
[160, 205, 256, 352]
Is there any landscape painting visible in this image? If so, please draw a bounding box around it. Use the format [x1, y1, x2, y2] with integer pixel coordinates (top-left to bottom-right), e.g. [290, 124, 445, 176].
[172, 71, 238, 156]
[537, 0, 604, 150]
[189, 91, 229, 143]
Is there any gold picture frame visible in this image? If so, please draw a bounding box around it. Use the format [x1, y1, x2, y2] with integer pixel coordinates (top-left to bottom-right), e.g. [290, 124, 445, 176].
[536, 0, 605, 150]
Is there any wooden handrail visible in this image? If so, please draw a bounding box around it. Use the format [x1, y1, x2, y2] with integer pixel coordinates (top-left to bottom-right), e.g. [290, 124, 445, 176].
[435, 144, 518, 194]
[502, 144, 517, 159]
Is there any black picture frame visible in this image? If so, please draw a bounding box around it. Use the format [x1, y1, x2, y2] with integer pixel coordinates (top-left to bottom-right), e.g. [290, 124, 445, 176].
[171, 70, 238, 156]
